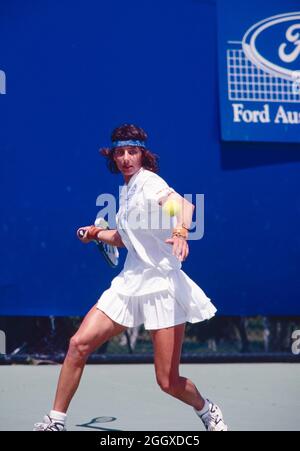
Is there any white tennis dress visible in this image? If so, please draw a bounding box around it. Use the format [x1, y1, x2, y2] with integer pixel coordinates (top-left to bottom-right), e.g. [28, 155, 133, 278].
[97, 167, 216, 330]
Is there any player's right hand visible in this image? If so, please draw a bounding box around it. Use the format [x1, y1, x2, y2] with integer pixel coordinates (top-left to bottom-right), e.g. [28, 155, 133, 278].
[76, 226, 97, 243]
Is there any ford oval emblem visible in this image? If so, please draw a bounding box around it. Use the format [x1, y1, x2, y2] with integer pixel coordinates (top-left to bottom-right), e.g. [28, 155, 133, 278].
[242, 12, 300, 82]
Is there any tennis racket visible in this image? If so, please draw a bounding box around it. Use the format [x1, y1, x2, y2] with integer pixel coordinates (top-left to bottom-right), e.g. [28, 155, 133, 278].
[78, 218, 119, 268]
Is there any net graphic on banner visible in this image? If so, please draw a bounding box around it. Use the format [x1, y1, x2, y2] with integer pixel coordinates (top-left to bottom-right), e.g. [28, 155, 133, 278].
[227, 46, 300, 104]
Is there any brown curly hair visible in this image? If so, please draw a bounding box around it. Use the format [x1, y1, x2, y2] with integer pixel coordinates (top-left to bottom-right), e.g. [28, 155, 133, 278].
[100, 124, 159, 174]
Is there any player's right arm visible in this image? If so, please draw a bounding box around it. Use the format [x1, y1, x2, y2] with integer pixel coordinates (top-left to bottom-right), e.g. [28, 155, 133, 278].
[97, 229, 125, 248]
[77, 226, 125, 248]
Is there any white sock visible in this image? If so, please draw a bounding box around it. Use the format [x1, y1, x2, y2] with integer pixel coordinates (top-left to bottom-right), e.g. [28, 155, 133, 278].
[194, 399, 210, 416]
[49, 410, 67, 424]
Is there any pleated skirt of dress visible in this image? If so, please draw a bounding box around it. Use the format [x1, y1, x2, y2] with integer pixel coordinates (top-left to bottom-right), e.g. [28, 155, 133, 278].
[96, 269, 217, 330]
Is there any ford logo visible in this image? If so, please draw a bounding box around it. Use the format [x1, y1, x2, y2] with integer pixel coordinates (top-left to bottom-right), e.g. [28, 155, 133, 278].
[242, 12, 300, 82]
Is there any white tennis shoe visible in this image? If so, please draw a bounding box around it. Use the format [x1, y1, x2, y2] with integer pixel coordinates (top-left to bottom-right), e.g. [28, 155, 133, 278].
[194, 399, 228, 431]
[33, 414, 66, 431]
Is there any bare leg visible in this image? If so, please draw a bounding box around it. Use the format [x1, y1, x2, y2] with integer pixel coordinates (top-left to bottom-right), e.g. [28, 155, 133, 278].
[150, 323, 205, 411]
[53, 305, 127, 413]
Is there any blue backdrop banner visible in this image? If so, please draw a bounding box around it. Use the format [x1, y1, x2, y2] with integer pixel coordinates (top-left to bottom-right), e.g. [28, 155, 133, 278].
[217, 0, 300, 143]
[1, 0, 300, 316]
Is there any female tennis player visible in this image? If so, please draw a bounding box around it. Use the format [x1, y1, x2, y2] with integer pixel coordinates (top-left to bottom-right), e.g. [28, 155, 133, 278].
[33, 124, 228, 432]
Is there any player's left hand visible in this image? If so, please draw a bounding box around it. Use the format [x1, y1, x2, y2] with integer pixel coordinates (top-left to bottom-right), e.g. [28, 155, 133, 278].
[165, 236, 189, 262]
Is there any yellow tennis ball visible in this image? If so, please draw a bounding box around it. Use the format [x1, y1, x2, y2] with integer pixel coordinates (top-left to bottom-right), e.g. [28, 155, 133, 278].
[162, 199, 180, 217]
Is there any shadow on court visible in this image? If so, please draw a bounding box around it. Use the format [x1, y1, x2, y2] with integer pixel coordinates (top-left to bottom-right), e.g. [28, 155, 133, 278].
[77, 416, 123, 431]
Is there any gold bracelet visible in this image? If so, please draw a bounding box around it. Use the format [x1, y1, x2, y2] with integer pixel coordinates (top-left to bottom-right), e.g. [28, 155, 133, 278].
[172, 227, 188, 240]
[172, 233, 187, 240]
[173, 226, 189, 234]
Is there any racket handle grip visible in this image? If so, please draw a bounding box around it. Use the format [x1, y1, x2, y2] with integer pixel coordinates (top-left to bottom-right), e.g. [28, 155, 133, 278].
[77, 229, 85, 238]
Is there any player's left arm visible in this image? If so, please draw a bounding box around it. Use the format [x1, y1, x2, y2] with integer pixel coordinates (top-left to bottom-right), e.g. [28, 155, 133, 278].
[161, 192, 195, 262]
[160, 192, 195, 230]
